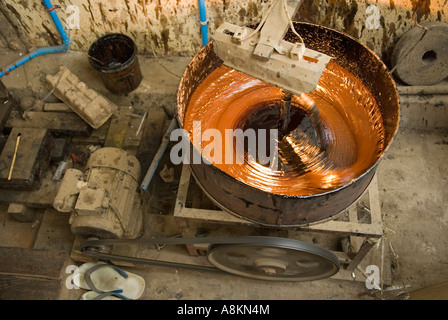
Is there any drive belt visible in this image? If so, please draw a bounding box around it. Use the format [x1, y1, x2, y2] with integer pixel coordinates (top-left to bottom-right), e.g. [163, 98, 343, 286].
[80, 235, 333, 249]
[79, 236, 341, 281]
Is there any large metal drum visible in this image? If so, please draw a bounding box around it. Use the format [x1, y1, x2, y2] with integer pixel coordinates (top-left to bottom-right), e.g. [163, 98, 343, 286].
[176, 22, 399, 227]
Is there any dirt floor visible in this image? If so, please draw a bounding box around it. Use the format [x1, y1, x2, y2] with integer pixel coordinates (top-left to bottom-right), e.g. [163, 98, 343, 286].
[0, 48, 447, 301]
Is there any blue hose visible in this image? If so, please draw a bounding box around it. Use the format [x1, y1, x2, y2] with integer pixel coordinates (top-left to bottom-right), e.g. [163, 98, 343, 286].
[0, 0, 70, 78]
[43, 0, 70, 45]
[198, 0, 209, 46]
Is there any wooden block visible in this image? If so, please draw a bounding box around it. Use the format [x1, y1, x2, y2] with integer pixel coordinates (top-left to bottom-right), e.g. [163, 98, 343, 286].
[7, 203, 36, 223]
[0, 204, 43, 248]
[50, 138, 68, 162]
[0, 127, 53, 190]
[71, 121, 109, 145]
[5, 111, 92, 136]
[46, 66, 118, 129]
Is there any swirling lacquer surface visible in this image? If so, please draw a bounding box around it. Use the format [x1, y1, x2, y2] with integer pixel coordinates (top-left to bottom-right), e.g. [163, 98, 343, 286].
[184, 61, 385, 196]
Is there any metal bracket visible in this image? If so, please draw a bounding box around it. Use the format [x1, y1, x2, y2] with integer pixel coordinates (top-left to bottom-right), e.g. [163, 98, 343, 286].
[253, 0, 302, 60]
[212, 0, 332, 95]
[213, 22, 332, 95]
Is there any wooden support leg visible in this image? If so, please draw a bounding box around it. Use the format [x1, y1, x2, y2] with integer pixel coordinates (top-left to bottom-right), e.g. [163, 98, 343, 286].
[8, 203, 36, 223]
[345, 239, 376, 272]
[174, 217, 199, 256]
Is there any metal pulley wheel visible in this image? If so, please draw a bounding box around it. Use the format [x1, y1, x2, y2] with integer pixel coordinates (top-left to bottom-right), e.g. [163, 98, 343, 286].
[207, 237, 340, 281]
[391, 21, 448, 86]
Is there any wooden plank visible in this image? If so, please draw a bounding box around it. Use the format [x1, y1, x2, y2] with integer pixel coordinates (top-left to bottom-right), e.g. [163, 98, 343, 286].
[174, 166, 201, 257]
[174, 217, 200, 256]
[174, 164, 193, 217]
[367, 175, 382, 226]
[0, 276, 61, 300]
[0, 128, 48, 182]
[410, 281, 448, 300]
[177, 207, 253, 225]
[348, 204, 358, 223]
[306, 220, 383, 238]
[345, 240, 376, 272]
[5, 111, 92, 136]
[307, 176, 382, 237]
[0, 247, 68, 279]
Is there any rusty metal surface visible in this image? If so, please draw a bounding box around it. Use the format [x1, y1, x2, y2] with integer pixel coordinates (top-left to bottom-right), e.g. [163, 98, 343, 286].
[176, 22, 399, 227]
[177, 42, 222, 127]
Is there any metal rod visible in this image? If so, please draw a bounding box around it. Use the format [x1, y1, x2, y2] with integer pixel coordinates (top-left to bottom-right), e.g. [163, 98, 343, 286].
[278, 90, 293, 139]
[135, 111, 147, 137]
[301, 93, 327, 152]
[139, 117, 178, 191]
[7, 133, 21, 180]
[309, 103, 326, 151]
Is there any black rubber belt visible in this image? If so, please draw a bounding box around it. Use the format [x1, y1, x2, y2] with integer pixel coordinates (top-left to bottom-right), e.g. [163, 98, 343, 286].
[80, 236, 339, 275]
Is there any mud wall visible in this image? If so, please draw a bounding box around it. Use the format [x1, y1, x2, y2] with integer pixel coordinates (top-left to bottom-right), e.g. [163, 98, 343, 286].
[297, 0, 447, 66]
[0, 0, 446, 66]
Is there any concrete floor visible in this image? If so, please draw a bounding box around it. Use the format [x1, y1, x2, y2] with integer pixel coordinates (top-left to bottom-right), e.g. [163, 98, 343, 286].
[0, 48, 447, 301]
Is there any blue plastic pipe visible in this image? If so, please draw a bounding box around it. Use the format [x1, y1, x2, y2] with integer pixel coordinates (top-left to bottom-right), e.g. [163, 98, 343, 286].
[43, 0, 70, 45]
[0, 0, 71, 78]
[198, 0, 209, 46]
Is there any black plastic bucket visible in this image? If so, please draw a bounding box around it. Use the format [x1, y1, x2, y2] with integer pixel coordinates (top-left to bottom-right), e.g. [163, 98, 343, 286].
[88, 33, 142, 95]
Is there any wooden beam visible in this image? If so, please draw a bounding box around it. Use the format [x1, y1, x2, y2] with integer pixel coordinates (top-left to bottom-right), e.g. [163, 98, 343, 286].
[0, 247, 68, 279]
[6, 111, 92, 136]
